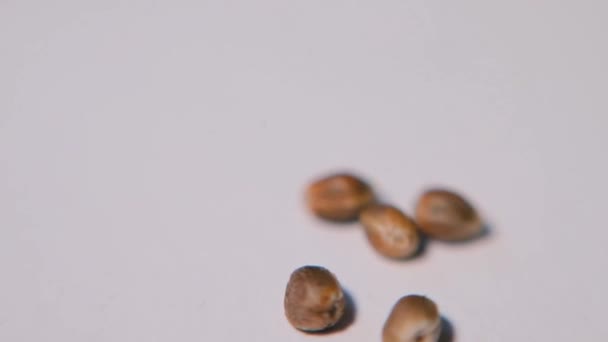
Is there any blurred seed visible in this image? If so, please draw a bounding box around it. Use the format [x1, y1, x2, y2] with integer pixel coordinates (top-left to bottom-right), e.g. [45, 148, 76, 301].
[383, 295, 441, 342]
[360, 204, 420, 259]
[415, 189, 483, 241]
[284, 266, 346, 332]
[306, 173, 374, 221]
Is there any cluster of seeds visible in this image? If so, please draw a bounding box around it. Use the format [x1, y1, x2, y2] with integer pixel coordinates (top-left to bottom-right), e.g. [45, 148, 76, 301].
[284, 172, 485, 341]
[306, 172, 483, 258]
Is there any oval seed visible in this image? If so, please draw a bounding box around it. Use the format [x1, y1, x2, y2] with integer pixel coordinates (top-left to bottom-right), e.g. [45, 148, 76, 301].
[284, 266, 346, 332]
[360, 205, 420, 259]
[383, 295, 441, 342]
[306, 173, 375, 221]
[415, 189, 482, 241]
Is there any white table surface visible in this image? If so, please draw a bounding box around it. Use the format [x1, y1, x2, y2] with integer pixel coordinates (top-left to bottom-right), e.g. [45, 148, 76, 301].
[2, 1, 607, 341]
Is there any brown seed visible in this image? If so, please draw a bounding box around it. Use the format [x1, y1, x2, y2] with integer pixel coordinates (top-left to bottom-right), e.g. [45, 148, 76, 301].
[284, 266, 346, 332]
[383, 295, 441, 342]
[306, 173, 375, 221]
[415, 189, 483, 241]
[360, 205, 420, 259]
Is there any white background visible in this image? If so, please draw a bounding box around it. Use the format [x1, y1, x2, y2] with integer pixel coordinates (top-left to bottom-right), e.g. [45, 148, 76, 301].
[1, 1, 607, 341]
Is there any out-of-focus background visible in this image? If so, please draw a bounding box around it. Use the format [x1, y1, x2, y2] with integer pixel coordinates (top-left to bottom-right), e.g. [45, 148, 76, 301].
[1, 1, 607, 341]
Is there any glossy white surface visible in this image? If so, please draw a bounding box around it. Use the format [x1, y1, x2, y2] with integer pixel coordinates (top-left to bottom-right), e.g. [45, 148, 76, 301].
[1, 1, 607, 340]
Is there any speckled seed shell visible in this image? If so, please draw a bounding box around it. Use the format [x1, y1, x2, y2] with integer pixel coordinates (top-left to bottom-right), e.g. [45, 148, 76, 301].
[360, 205, 420, 259]
[383, 295, 441, 342]
[284, 266, 346, 332]
[306, 173, 375, 221]
[415, 189, 482, 241]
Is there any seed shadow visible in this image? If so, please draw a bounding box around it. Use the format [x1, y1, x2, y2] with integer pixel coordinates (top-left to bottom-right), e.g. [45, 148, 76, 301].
[436, 222, 494, 245]
[438, 316, 456, 342]
[305, 289, 357, 335]
[312, 216, 360, 226]
[412, 231, 429, 258]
